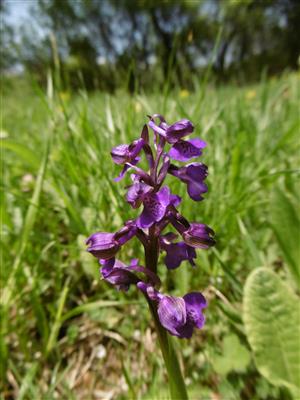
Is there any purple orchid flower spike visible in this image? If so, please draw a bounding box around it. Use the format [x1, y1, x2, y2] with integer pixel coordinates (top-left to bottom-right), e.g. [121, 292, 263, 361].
[86, 113, 215, 398]
[86, 113, 215, 353]
[169, 163, 208, 201]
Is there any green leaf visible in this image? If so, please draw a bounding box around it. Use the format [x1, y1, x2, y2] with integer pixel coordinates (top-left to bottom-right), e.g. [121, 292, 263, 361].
[0, 135, 50, 378]
[212, 334, 251, 375]
[217, 302, 245, 335]
[1, 137, 50, 307]
[243, 268, 300, 398]
[270, 189, 300, 289]
[61, 299, 141, 323]
[17, 362, 38, 400]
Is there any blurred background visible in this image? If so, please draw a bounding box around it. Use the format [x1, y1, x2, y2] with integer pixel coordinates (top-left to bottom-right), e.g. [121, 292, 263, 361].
[2, 0, 300, 90]
[1, 0, 300, 399]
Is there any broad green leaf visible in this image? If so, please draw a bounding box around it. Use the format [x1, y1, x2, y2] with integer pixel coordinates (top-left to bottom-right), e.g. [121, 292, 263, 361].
[270, 188, 300, 289]
[244, 268, 300, 398]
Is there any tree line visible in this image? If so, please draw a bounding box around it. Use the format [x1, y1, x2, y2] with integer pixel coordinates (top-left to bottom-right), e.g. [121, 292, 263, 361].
[1, 0, 300, 92]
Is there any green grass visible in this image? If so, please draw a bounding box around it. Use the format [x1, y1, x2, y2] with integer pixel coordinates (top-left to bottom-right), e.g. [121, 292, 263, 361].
[1, 72, 299, 399]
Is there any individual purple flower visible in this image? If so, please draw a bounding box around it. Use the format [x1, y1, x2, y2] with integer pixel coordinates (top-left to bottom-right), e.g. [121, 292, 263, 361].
[158, 293, 207, 338]
[168, 138, 206, 162]
[160, 233, 196, 269]
[165, 119, 194, 144]
[100, 259, 139, 291]
[169, 163, 208, 201]
[182, 223, 215, 249]
[87, 224, 137, 260]
[86, 232, 120, 260]
[138, 282, 207, 339]
[111, 138, 144, 165]
[111, 135, 148, 182]
[100, 258, 161, 291]
[136, 186, 181, 229]
[149, 117, 194, 144]
[126, 177, 152, 208]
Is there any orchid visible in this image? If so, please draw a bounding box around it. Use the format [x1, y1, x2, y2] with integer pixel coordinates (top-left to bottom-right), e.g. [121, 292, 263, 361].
[138, 282, 207, 338]
[86, 115, 215, 399]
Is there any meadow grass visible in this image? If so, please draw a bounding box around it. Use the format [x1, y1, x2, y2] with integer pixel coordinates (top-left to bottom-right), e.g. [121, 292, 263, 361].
[1, 72, 299, 399]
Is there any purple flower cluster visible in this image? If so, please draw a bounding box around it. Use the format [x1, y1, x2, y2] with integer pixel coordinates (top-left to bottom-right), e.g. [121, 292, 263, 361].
[86, 114, 215, 339]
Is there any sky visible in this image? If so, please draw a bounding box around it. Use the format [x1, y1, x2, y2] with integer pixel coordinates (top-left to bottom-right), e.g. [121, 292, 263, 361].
[6, 0, 32, 27]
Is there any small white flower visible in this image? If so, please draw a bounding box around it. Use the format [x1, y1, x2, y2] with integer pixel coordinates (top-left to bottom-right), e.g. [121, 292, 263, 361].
[95, 344, 107, 359]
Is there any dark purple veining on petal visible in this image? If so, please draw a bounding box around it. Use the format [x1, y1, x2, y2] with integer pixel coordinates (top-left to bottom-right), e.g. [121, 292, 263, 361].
[182, 223, 215, 248]
[169, 138, 206, 162]
[136, 186, 180, 229]
[165, 119, 194, 144]
[126, 180, 153, 208]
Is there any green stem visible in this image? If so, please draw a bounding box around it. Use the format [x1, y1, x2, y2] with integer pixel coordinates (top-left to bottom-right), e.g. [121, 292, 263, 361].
[144, 228, 188, 399]
[148, 300, 188, 400]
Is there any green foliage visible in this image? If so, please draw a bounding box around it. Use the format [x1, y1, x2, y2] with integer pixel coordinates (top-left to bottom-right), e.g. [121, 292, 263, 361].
[1, 73, 299, 398]
[270, 188, 300, 289]
[243, 267, 300, 398]
[211, 334, 251, 375]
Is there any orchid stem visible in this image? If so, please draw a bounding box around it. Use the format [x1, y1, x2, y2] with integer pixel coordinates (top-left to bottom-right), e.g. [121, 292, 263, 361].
[145, 232, 188, 400]
[148, 300, 189, 400]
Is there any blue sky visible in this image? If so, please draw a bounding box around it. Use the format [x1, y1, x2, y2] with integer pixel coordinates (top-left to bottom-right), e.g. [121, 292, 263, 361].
[6, 0, 32, 27]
